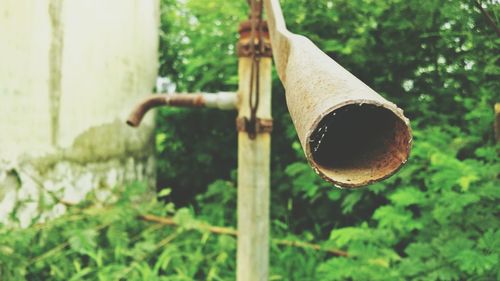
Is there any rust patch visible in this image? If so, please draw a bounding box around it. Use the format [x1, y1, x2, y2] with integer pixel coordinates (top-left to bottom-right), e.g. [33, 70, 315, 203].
[237, 20, 272, 58]
[126, 94, 207, 127]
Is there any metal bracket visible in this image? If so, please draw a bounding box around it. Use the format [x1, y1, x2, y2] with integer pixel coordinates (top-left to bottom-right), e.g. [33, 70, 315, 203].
[236, 117, 273, 139]
[237, 20, 272, 58]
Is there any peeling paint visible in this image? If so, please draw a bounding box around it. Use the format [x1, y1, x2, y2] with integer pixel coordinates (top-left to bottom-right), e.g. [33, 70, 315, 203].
[0, 119, 156, 227]
[0, 155, 155, 227]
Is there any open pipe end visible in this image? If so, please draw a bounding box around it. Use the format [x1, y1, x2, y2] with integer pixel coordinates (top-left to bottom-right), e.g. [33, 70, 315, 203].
[307, 102, 412, 188]
[126, 95, 168, 128]
[126, 118, 139, 128]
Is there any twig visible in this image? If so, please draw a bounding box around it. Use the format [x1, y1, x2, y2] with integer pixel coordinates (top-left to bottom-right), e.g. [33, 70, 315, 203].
[140, 214, 238, 236]
[29, 242, 70, 265]
[274, 239, 348, 257]
[473, 0, 500, 37]
[139, 214, 348, 257]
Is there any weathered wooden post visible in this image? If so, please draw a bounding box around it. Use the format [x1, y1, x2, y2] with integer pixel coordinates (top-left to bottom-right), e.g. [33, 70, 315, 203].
[235, 2, 273, 279]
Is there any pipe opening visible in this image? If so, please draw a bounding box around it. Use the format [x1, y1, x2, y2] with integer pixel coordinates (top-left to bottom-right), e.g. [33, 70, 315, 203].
[309, 103, 411, 187]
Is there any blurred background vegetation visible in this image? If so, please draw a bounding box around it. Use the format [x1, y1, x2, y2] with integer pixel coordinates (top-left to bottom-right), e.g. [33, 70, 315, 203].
[1, 0, 499, 280]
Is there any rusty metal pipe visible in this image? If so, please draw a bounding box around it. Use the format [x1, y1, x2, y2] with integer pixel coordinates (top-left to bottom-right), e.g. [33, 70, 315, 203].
[264, 0, 412, 188]
[126, 92, 237, 127]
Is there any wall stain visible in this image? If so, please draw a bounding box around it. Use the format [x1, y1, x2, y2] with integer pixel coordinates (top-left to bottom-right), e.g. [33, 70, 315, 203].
[48, 0, 64, 146]
[26, 120, 155, 174]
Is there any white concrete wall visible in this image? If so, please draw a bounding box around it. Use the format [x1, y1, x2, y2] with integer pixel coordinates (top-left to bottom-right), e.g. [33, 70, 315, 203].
[0, 0, 52, 159]
[0, 0, 159, 227]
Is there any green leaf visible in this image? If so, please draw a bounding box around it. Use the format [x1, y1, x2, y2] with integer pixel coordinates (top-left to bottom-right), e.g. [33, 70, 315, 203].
[158, 188, 172, 198]
[405, 243, 434, 259]
[68, 229, 98, 255]
[453, 250, 498, 275]
[341, 192, 363, 214]
[330, 227, 370, 247]
[389, 187, 426, 206]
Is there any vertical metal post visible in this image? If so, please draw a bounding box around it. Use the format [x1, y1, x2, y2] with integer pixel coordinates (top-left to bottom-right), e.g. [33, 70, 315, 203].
[236, 22, 272, 281]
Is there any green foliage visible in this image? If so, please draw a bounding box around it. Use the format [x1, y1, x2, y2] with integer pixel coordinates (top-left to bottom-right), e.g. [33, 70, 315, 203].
[318, 129, 500, 280]
[0, 183, 334, 281]
[0, 183, 239, 280]
[154, 0, 499, 279]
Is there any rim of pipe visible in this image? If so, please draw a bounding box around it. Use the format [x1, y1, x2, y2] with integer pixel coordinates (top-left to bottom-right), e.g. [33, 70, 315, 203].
[305, 99, 412, 188]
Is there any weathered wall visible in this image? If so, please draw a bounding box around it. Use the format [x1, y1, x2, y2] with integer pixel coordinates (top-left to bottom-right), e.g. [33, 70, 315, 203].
[0, 0, 159, 227]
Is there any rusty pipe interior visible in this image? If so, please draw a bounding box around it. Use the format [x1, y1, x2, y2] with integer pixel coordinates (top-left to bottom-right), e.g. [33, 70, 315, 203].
[307, 102, 411, 188]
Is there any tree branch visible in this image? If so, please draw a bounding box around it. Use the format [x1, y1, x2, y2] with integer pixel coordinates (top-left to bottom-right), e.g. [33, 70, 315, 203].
[473, 0, 500, 37]
[139, 214, 349, 257]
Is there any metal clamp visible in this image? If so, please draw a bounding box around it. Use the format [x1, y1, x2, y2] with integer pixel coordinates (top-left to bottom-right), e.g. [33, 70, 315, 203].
[237, 20, 272, 58]
[236, 117, 273, 139]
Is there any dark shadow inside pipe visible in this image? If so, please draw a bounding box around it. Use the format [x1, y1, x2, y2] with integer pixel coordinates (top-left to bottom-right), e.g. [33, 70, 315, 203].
[309, 104, 410, 185]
